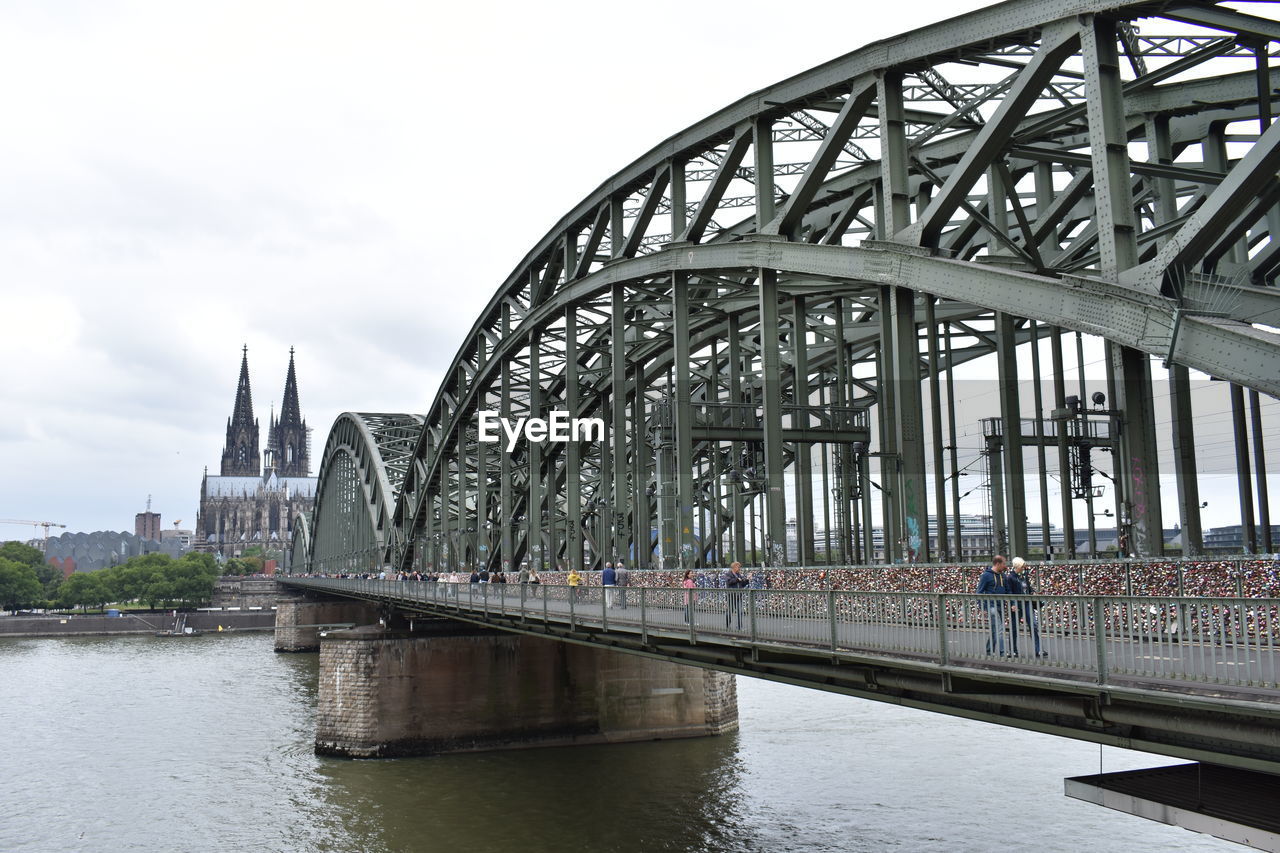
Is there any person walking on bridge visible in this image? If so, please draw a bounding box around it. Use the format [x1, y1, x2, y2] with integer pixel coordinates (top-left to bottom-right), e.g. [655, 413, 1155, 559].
[602, 561, 617, 608]
[977, 555, 1010, 656]
[1007, 556, 1045, 657]
[724, 562, 749, 629]
[616, 560, 630, 608]
[682, 569, 695, 623]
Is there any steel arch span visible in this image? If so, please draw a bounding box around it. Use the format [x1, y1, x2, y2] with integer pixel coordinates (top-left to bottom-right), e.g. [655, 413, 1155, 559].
[307, 413, 425, 575]
[305, 0, 1280, 576]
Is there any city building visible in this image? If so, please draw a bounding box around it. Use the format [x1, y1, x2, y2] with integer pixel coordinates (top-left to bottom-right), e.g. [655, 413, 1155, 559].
[160, 528, 194, 551]
[134, 507, 161, 541]
[196, 347, 317, 559]
[44, 530, 185, 576]
[1203, 524, 1280, 554]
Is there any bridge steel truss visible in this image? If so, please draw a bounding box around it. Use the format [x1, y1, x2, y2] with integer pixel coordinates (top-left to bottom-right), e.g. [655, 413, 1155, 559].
[305, 413, 426, 575]
[305, 0, 1280, 576]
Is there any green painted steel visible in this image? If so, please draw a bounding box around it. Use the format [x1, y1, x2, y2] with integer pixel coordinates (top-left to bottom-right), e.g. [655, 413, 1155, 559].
[299, 1, 1279, 575]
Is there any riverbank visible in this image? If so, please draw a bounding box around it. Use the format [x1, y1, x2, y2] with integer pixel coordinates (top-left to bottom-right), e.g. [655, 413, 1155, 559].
[0, 610, 276, 638]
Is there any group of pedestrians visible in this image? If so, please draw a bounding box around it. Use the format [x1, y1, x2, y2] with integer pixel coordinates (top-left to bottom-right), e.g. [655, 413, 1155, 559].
[601, 561, 632, 608]
[677, 563, 750, 627]
[977, 555, 1045, 657]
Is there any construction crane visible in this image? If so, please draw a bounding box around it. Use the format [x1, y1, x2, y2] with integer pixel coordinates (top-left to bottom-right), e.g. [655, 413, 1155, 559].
[0, 519, 68, 544]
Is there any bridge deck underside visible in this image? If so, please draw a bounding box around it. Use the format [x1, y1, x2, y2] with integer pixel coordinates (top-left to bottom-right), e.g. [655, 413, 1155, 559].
[1066, 763, 1280, 850]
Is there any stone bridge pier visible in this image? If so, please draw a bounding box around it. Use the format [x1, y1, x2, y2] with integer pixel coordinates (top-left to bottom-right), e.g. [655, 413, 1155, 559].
[312, 616, 738, 758]
[274, 595, 382, 652]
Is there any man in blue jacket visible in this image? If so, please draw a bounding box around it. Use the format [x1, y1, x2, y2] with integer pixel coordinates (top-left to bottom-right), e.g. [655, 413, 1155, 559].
[602, 561, 617, 608]
[976, 555, 1010, 656]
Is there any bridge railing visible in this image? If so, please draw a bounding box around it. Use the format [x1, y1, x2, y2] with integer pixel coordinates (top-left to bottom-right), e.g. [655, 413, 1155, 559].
[283, 579, 1280, 692]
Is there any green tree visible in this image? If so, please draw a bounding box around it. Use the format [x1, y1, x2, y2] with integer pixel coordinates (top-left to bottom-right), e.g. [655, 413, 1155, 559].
[0, 557, 43, 612]
[240, 545, 281, 567]
[57, 571, 109, 613]
[97, 552, 218, 609]
[167, 553, 219, 607]
[180, 551, 218, 575]
[222, 558, 256, 576]
[34, 562, 64, 599]
[0, 541, 61, 598]
[104, 553, 174, 608]
[0, 541, 43, 567]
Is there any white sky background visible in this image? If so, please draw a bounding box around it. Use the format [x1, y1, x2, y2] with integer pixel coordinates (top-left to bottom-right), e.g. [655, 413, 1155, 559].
[0, 0, 1273, 539]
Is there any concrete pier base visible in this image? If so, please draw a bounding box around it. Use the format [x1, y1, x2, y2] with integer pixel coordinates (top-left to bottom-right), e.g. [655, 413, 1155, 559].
[274, 597, 381, 652]
[315, 620, 738, 757]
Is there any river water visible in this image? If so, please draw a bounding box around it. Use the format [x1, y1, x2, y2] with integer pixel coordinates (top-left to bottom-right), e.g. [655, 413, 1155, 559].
[0, 633, 1235, 852]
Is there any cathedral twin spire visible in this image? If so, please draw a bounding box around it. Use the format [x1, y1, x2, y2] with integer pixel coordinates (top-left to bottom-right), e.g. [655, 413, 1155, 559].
[219, 347, 309, 477]
[269, 347, 310, 477]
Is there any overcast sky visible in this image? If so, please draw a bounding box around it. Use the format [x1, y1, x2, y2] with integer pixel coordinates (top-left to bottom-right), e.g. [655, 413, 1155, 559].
[0, 0, 1274, 542]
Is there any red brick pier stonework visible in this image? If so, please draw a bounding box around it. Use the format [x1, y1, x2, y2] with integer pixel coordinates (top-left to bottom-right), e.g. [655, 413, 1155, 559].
[312, 619, 738, 758]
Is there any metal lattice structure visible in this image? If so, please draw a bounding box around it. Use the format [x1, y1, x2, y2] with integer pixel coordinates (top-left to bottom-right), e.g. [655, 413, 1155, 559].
[306, 413, 425, 574]
[304, 0, 1280, 575]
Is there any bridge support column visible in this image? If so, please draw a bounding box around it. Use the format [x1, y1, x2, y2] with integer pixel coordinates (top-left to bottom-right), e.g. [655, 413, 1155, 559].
[315, 621, 738, 758]
[274, 596, 380, 652]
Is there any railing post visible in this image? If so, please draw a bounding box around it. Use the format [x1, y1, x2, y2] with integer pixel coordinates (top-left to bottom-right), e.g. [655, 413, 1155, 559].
[1093, 596, 1108, 684]
[640, 587, 648, 645]
[602, 584, 609, 633]
[937, 594, 949, 666]
[828, 589, 838, 653]
[569, 585, 576, 631]
[749, 589, 758, 645]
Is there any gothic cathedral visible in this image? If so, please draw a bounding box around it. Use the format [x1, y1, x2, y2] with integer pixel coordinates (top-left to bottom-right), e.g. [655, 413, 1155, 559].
[196, 347, 318, 560]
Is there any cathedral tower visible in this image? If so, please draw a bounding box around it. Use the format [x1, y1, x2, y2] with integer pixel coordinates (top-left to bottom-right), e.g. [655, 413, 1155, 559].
[220, 346, 261, 476]
[269, 347, 310, 477]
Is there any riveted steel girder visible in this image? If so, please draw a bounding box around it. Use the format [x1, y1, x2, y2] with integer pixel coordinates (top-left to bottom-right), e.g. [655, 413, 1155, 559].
[300, 0, 1280, 572]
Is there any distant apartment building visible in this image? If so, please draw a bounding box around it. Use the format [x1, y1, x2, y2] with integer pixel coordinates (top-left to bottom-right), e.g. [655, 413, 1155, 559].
[1203, 524, 1280, 554]
[160, 528, 195, 551]
[135, 510, 161, 541]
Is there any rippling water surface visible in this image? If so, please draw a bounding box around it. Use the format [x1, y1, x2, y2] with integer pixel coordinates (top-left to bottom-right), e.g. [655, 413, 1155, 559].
[0, 633, 1236, 852]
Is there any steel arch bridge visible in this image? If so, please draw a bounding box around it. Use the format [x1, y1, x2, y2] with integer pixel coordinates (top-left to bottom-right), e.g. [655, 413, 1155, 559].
[302, 0, 1280, 576]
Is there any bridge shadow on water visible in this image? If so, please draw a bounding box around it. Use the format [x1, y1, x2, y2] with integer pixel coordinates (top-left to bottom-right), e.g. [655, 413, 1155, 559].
[308, 727, 747, 853]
